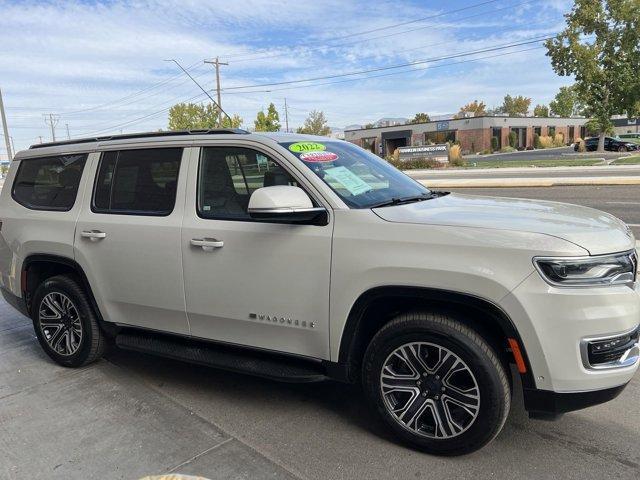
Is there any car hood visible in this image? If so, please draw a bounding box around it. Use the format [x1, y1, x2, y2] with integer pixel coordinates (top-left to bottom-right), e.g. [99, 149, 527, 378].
[373, 193, 635, 255]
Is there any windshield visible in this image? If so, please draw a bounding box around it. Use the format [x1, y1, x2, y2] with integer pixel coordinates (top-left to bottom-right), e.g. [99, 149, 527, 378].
[280, 140, 431, 208]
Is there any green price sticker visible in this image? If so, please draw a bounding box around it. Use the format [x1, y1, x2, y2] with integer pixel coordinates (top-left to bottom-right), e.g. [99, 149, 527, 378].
[288, 142, 326, 153]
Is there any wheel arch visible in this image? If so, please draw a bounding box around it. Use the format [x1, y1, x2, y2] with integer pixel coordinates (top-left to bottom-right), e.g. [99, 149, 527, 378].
[338, 286, 535, 388]
[21, 254, 114, 333]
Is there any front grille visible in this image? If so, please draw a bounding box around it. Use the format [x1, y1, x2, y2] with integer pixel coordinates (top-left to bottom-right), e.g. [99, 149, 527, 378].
[586, 327, 639, 367]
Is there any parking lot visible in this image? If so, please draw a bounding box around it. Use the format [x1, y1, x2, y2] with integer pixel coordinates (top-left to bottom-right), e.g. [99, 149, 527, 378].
[2, 290, 639, 480]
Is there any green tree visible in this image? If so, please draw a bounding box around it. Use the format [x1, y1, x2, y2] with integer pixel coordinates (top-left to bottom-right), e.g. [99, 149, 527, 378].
[549, 86, 580, 117]
[168, 103, 217, 130]
[168, 102, 242, 130]
[254, 103, 281, 132]
[456, 100, 486, 118]
[500, 95, 531, 117]
[545, 0, 640, 152]
[533, 104, 550, 117]
[409, 112, 430, 124]
[296, 110, 331, 135]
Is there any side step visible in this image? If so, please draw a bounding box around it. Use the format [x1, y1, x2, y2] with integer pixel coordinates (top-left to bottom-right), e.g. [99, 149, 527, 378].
[115, 331, 328, 383]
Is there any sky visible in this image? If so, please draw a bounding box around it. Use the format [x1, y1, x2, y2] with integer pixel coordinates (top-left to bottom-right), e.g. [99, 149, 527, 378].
[0, 0, 575, 155]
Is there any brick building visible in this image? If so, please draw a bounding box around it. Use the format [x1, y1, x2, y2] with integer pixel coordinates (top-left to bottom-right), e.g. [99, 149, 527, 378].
[344, 116, 590, 156]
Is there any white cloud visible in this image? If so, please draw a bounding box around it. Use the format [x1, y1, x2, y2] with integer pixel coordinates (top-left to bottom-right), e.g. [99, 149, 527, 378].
[0, 0, 571, 152]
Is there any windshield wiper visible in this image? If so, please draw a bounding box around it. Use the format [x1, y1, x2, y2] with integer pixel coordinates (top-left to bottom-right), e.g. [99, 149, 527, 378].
[369, 194, 433, 209]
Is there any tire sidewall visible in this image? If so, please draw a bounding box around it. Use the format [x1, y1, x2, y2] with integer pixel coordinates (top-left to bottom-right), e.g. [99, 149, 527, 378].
[31, 277, 95, 367]
[363, 319, 509, 455]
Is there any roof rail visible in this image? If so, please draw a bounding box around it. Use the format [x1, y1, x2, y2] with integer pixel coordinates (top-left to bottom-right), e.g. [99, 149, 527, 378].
[29, 129, 250, 149]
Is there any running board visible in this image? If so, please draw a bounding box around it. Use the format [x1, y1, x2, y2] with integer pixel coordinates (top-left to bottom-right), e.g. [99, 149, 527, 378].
[115, 331, 328, 383]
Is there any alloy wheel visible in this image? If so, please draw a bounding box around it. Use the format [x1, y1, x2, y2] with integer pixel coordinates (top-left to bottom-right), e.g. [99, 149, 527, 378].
[38, 292, 83, 356]
[380, 342, 480, 439]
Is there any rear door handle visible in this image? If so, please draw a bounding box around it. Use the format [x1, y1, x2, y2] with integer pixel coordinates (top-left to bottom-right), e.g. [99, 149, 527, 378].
[80, 230, 107, 240]
[191, 237, 224, 251]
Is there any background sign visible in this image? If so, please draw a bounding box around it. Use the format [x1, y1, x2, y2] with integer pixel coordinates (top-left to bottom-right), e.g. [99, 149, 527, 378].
[398, 144, 449, 162]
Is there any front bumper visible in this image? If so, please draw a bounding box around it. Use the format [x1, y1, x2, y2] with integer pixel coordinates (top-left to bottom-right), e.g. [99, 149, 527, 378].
[501, 271, 640, 393]
[523, 383, 628, 420]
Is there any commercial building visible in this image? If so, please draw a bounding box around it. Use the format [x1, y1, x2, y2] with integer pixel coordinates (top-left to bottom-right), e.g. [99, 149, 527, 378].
[613, 117, 639, 135]
[344, 115, 590, 156]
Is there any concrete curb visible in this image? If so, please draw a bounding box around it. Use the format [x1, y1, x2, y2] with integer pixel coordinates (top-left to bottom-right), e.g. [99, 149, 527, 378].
[419, 176, 640, 188]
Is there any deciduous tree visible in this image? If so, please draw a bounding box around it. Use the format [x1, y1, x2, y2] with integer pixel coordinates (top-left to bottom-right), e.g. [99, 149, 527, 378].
[500, 95, 531, 117]
[409, 112, 431, 124]
[533, 104, 550, 117]
[545, 0, 640, 151]
[456, 100, 486, 118]
[254, 103, 281, 132]
[168, 102, 242, 130]
[296, 110, 331, 135]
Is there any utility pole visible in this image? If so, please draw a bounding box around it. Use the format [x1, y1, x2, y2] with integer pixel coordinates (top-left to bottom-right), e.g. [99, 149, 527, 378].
[37, 136, 43, 144]
[204, 57, 228, 127]
[284, 98, 289, 133]
[44, 113, 60, 141]
[65, 123, 70, 140]
[0, 87, 13, 160]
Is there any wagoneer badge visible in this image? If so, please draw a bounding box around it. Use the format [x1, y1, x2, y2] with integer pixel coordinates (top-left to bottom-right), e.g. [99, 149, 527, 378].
[249, 313, 315, 329]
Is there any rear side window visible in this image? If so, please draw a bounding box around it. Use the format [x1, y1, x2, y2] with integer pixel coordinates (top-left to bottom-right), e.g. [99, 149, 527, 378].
[12, 154, 87, 211]
[93, 148, 182, 216]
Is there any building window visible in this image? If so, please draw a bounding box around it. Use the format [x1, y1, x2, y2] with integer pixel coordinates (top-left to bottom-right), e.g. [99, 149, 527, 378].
[548, 126, 556, 137]
[425, 130, 455, 144]
[362, 137, 376, 153]
[568, 126, 575, 142]
[534, 127, 542, 137]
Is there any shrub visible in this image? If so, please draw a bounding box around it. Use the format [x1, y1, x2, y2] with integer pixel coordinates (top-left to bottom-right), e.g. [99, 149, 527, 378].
[537, 135, 554, 149]
[533, 133, 541, 149]
[508, 131, 517, 148]
[387, 158, 442, 170]
[481, 149, 492, 155]
[574, 137, 586, 152]
[491, 136, 499, 152]
[500, 146, 516, 153]
[448, 144, 466, 167]
[553, 133, 565, 147]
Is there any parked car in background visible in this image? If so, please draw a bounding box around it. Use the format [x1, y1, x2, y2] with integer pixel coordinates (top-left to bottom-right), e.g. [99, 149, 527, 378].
[576, 136, 640, 152]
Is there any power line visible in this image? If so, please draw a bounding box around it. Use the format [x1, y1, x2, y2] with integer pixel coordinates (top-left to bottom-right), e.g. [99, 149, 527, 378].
[220, 0, 504, 61]
[204, 57, 229, 127]
[44, 113, 60, 141]
[224, 0, 534, 64]
[222, 36, 554, 92]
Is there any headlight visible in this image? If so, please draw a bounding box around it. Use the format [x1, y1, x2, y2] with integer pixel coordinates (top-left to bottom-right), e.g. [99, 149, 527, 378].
[534, 250, 638, 287]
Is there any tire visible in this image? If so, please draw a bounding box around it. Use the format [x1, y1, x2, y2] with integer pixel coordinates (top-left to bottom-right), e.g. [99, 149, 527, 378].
[362, 311, 510, 456]
[31, 275, 106, 367]
[618, 146, 627, 152]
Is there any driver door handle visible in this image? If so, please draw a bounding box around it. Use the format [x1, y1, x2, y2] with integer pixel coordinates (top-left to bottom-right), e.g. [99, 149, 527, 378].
[191, 237, 224, 251]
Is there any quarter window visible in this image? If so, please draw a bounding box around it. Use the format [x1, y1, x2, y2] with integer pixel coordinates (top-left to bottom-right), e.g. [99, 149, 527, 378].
[93, 148, 182, 215]
[12, 154, 87, 211]
[198, 147, 298, 220]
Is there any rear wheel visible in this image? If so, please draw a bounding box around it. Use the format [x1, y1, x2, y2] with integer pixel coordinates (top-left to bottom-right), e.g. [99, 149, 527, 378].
[362, 311, 510, 456]
[31, 275, 106, 367]
[618, 145, 627, 152]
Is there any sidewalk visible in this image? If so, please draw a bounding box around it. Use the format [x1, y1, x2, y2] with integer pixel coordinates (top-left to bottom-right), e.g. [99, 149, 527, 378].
[416, 175, 640, 188]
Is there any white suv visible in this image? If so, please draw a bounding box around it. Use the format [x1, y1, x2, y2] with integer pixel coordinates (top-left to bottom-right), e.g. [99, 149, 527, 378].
[1, 130, 638, 455]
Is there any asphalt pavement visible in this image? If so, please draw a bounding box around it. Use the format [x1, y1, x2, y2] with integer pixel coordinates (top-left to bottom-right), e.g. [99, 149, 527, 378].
[410, 164, 640, 180]
[468, 146, 625, 162]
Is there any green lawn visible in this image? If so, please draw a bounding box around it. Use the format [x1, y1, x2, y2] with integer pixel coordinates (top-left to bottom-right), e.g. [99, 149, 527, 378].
[465, 158, 604, 169]
[611, 156, 640, 165]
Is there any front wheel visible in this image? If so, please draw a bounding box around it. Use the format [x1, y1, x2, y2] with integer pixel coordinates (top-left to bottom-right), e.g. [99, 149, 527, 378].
[362, 311, 510, 456]
[618, 146, 627, 152]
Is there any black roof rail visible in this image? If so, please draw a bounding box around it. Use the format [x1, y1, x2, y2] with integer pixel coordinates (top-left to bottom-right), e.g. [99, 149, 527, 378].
[29, 129, 250, 149]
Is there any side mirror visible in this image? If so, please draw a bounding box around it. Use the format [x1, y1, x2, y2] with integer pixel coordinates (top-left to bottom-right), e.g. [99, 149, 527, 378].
[247, 186, 328, 225]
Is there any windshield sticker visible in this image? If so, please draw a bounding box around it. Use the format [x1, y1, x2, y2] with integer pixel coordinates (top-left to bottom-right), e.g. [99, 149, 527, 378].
[324, 166, 372, 196]
[299, 151, 338, 163]
[289, 142, 326, 153]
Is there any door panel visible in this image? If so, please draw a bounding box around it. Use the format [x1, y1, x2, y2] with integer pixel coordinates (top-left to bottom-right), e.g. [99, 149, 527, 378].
[74, 147, 191, 335]
[181, 145, 332, 359]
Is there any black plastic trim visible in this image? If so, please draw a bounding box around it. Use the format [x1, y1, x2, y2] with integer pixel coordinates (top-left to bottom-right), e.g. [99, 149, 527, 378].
[338, 286, 536, 388]
[1, 286, 28, 317]
[523, 384, 628, 419]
